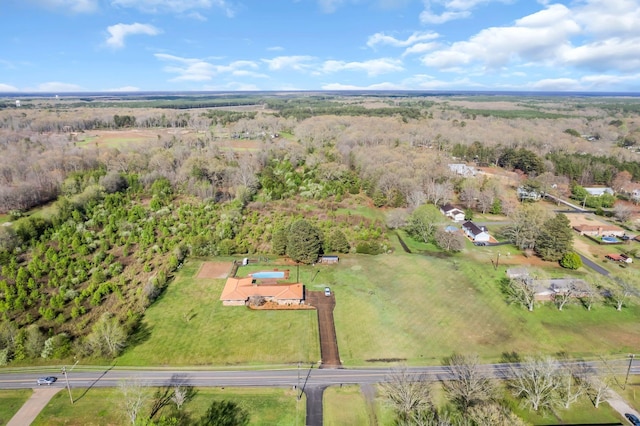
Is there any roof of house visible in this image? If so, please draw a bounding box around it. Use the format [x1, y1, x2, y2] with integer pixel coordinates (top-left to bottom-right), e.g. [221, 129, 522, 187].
[220, 277, 304, 302]
[462, 221, 488, 235]
[606, 254, 625, 261]
[584, 187, 614, 196]
[506, 267, 530, 279]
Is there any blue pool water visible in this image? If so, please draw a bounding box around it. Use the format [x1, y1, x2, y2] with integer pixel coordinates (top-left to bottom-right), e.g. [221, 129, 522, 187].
[251, 271, 285, 279]
[602, 236, 620, 243]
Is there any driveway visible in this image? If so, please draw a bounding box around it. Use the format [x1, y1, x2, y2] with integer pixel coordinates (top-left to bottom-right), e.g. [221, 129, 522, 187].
[7, 387, 61, 426]
[578, 253, 610, 276]
[305, 290, 342, 368]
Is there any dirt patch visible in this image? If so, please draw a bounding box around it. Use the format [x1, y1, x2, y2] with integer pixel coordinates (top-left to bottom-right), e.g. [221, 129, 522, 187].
[196, 262, 233, 279]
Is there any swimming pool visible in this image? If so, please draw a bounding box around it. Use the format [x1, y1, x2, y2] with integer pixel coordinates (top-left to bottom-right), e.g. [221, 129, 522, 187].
[602, 236, 621, 243]
[250, 271, 286, 279]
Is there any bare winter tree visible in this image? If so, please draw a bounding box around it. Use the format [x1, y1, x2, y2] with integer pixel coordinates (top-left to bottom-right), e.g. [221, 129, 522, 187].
[119, 378, 150, 425]
[380, 366, 435, 423]
[609, 280, 635, 311]
[577, 279, 601, 311]
[509, 356, 560, 412]
[386, 208, 409, 229]
[556, 360, 588, 409]
[613, 203, 634, 223]
[434, 228, 466, 252]
[441, 353, 496, 412]
[583, 369, 612, 408]
[553, 281, 578, 311]
[505, 277, 537, 312]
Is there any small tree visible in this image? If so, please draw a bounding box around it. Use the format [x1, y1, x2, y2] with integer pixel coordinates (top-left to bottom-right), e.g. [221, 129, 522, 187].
[325, 229, 350, 253]
[553, 281, 578, 311]
[119, 378, 150, 425]
[198, 400, 249, 426]
[535, 213, 573, 261]
[559, 252, 582, 270]
[380, 366, 434, 423]
[406, 204, 443, 243]
[270, 227, 288, 255]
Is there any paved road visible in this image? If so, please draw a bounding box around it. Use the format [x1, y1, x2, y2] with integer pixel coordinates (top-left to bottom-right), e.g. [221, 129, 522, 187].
[578, 252, 611, 276]
[2, 359, 639, 390]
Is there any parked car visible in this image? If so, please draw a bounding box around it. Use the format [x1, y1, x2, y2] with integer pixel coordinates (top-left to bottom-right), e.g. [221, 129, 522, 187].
[626, 413, 640, 425]
[324, 287, 331, 297]
[37, 376, 57, 386]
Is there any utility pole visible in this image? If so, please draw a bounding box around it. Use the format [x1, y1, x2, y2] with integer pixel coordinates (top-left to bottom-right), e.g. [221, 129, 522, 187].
[62, 359, 79, 404]
[625, 354, 635, 389]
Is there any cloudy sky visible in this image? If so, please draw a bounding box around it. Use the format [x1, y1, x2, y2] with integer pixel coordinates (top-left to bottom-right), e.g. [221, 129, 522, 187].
[1, 0, 639, 92]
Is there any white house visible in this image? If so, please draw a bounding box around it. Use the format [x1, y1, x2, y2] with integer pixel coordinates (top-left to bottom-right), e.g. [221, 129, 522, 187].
[462, 221, 490, 243]
[517, 186, 542, 201]
[440, 203, 466, 222]
[584, 187, 614, 196]
[448, 163, 477, 177]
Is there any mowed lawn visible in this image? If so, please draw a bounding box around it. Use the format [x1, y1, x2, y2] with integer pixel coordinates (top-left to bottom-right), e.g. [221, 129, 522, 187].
[33, 387, 302, 426]
[306, 247, 640, 365]
[117, 260, 319, 366]
[0, 389, 32, 425]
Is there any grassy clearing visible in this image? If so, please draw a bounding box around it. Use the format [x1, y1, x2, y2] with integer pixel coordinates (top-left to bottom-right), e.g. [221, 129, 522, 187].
[323, 385, 394, 426]
[117, 259, 319, 366]
[321, 245, 640, 365]
[618, 379, 640, 412]
[0, 389, 32, 425]
[32, 387, 303, 426]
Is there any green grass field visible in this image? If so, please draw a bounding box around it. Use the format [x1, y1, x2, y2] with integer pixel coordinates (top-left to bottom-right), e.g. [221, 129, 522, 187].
[117, 260, 320, 366]
[323, 385, 394, 426]
[0, 389, 32, 425]
[32, 387, 303, 425]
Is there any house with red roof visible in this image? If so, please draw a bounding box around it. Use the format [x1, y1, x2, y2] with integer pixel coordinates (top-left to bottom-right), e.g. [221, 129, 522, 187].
[220, 277, 304, 306]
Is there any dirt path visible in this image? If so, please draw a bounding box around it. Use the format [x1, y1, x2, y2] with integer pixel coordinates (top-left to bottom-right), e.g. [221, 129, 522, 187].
[306, 290, 342, 368]
[7, 387, 62, 426]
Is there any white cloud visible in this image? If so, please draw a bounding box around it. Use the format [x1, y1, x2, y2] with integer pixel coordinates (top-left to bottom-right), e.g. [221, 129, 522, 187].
[419, 0, 509, 24]
[203, 82, 261, 91]
[574, 0, 640, 38]
[422, 4, 579, 70]
[562, 37, 640, 72]
[321, 58, 404, 76]
[28, 0, 98, 13]
[267, 46, 284, 52]
[367, 31, 439, 48]
[402, 42, 439, 56]
[105, 23, 161, 49]
[262, 56, 316, 72]
[318, 0, 344, 13]
[32, 82, 85, 92]
[104, 86, 140, 91]
[322, 81, 403, 90]
[155, 53, 260, 81]
[0, 83, 19, 91]
[110, 0, 237, 16]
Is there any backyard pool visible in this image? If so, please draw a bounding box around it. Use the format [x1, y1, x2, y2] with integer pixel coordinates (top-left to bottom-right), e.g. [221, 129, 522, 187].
[250, 271, 286, 279]
[601, 236, 621, 243]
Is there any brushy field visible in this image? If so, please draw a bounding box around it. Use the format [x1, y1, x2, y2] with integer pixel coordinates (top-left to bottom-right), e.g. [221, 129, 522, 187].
[117, 260, 320, 366]
[32, 387, 303, 426]
[0, 389, 32, 425]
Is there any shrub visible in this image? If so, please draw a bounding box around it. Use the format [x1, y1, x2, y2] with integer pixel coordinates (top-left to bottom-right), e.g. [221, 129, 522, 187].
[560, 251, 582, 269]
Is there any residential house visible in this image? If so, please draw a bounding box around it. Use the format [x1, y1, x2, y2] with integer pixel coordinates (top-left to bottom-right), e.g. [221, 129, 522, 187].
[517, 186, 542, 201]
[448, 163, 477, 177]
[220, 277, 304, 306]
[572, 223, 626, 237]
[606, 254, 633, 264]
[584, 187, 614, 196]
[533, 279, 588, 301]
[440, 204, 466, 222]
[462, 221, 490, 242]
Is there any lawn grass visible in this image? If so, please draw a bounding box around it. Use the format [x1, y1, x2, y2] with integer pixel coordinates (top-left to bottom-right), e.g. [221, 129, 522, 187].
[618, 378, 640, 412]
[0, 389, 32, 425]
[117, 259, 320, 366]
[323, 385, 394, 426]
[507, 395, 623, 424]
[32, 387, 303, 426]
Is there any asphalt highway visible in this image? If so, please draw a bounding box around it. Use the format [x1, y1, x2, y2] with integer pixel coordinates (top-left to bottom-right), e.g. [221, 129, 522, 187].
[1, 359, 638, 391]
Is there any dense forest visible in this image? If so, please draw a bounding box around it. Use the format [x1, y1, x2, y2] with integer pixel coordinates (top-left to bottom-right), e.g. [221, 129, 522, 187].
[1, 93, 639, 365]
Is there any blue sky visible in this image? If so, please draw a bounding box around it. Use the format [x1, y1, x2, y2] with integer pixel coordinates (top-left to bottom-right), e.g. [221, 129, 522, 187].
[1, 0, 639, 92]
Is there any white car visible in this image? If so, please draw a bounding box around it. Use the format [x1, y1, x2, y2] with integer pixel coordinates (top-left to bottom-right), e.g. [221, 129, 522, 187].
[37, 376, 57, 386]
[324, 287, 331, 296]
